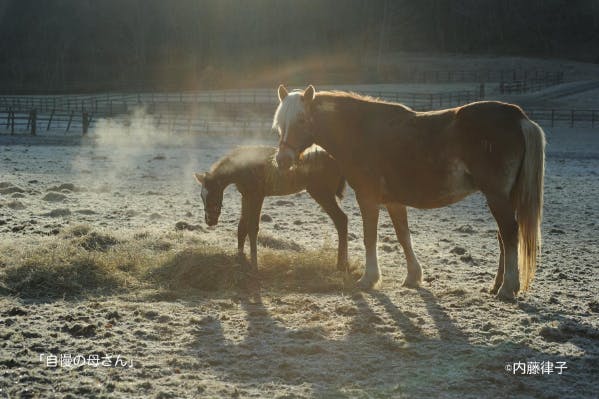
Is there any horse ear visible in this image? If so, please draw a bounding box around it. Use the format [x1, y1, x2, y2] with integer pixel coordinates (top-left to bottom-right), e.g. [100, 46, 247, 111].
[303, 85, 316, 103]
[278, 84, 288, 102]
[194, 172, 206, 185]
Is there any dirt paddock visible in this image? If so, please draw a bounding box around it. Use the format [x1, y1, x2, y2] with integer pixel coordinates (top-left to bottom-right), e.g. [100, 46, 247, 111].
[0, 123, 598, 398]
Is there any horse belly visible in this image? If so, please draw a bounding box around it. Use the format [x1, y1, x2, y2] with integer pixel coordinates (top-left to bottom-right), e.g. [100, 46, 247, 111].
[265, 169, 307, 196]
[387, 159, 477, 208]
[434, 165, 477, 206]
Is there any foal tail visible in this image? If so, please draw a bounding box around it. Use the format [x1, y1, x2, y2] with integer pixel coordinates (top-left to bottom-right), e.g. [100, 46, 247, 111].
[513, 118, 546, 291]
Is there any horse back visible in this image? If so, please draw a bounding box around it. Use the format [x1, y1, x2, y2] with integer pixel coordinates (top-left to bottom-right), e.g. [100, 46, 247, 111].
[371, 101, 527, 207]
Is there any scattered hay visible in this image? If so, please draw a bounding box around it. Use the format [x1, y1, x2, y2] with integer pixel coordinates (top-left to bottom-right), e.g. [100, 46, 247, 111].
[148, 247, 242, 292]
[257, 233, 303, 251]
[3, 252, 128, 297]
[174, 221, 204, 232]
[59, 224, 120, 251]
[63, 224, 92, 237]
[80, 232, 120, 251]
[0, 229, 361, 298]
[148, 245, 359, 294]
[257, 248, 360, 292]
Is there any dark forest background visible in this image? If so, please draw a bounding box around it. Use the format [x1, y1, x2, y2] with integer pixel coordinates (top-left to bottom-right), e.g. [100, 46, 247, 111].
[0, 0, 598, 93]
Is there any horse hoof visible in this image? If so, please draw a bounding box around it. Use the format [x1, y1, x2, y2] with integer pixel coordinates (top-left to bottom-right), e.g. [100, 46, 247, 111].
[356, 274, 380, 290]
[402, 277, 422, 288]
[489, 285, 500, 295]
[496, 286, 517, 301]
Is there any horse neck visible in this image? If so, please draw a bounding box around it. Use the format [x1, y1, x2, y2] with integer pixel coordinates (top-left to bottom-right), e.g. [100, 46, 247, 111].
[311, 95, 413, 158]
[210, 164, 237, 188]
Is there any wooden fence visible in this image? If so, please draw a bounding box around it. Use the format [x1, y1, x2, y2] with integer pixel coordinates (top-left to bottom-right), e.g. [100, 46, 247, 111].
[1, 106, 596, 137]
[2, 109, 91, 135]
[499, 73, 564, 94]
[377, 68, 564, 86]
[0, 88, 483, 117]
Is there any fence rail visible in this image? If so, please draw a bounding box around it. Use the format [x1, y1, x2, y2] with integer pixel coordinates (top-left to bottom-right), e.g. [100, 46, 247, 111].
[499, 73, 564, 94]
[0, 88, 483, 116]
[1, 105, 596, 138]
[376, 68, 564, 86]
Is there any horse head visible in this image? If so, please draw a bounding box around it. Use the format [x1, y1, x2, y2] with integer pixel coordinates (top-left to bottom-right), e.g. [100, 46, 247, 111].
[273, 84, 317, 170]
[194, 172, 223, 226]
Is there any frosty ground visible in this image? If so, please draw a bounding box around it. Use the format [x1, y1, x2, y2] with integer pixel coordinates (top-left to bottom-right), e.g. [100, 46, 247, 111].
[0, 119, 598, 398]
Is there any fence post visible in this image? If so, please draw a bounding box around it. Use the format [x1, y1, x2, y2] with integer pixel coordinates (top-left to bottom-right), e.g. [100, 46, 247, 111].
[30, 109, 37, 136]
[10, 109, 14, 135]
[66, 111, 74, 133]
[82, 112, 89, 135]
[47, 109, 55, 130]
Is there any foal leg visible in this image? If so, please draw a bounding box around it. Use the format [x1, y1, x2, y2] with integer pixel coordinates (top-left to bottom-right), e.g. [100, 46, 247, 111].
[386, 203, 422, 288]
[237, 196, 249, 256]
[356, 196, 381, 289]
[490, 231, 505, 295]
[247, 196, 264, 269]
[308, 188, 349, 271]
[486, 194, 519, 300]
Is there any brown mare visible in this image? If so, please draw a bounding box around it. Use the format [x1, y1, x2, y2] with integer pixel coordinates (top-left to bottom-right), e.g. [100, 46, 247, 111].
[194, 145, 348, 269]
[274, 86, 545, 300]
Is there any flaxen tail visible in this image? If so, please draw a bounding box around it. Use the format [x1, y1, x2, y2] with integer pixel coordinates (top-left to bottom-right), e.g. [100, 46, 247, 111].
[513, 118, 546, 291]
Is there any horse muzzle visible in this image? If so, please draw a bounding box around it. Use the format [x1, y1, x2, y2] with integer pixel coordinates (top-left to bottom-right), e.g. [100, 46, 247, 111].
[204, 209, 220, 226]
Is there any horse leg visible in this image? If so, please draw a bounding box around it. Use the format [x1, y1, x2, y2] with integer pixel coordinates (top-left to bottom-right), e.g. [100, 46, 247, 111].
[490, 231, 505, 295]
[486, 194, 519, 300]
[247, 196, 264, 269]
[308, 187, 348, 271]
[356, 196, 380, 289]
[386, 203, 422, 288]
[237, 196, 249, 256]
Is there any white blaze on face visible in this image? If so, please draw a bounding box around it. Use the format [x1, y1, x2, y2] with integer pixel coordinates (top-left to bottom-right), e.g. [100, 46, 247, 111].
[273, 91, 305, 142]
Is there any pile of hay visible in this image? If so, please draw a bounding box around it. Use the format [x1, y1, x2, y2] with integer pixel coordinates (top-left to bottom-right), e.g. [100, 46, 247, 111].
[0, 225, 360, 298]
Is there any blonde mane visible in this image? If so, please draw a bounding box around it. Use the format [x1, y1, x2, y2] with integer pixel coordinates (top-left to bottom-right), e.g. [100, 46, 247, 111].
[272, 90, 304, 139]
[273, 89, 412, 136]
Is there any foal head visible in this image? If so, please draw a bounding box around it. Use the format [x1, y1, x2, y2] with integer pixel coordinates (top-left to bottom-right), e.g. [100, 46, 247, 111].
[194, 172, 224, 226]
[273, 84, 317, 170]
